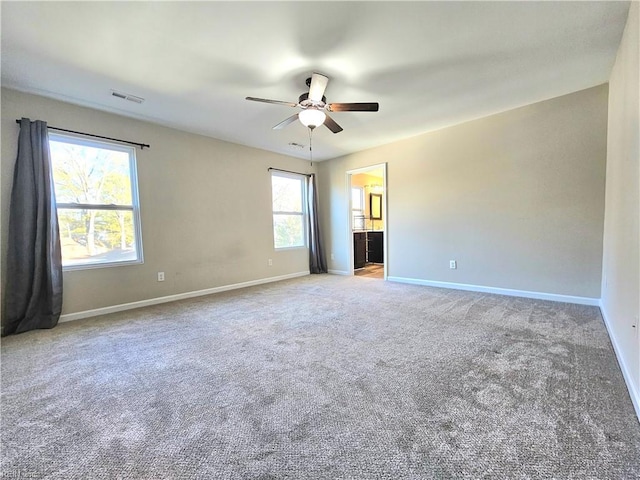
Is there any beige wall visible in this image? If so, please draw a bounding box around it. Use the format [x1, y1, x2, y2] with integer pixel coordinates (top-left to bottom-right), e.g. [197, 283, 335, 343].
[318, 85, 608, 298]
[1, 88, 313, 315]
[601, 2, 640, 412]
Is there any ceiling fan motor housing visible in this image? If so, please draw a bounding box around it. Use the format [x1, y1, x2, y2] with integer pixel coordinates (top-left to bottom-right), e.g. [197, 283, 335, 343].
[298, 92, 326, 108]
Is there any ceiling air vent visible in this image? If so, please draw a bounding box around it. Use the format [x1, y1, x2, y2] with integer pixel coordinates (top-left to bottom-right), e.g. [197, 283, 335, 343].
[111, 90, 144, 104]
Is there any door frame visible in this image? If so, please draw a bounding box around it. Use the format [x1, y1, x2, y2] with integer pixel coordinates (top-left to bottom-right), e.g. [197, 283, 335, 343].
[346, 163, 388, 279]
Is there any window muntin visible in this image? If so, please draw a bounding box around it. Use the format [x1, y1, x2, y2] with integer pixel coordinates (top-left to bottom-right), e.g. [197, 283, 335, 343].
[49, 134, 143, 269]
[271, 173, 306, 249]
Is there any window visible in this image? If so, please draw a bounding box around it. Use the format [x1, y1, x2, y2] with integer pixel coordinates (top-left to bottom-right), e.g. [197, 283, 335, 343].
[271, 172, 306, 249]
[49, 134, 143, 269]
[352, 186, 365, 230]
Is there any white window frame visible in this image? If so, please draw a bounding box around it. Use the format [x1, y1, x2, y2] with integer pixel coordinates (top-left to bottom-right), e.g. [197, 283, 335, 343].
[49, 133, 144, 270]
[271, 171, 307, 250]
[352, 186, 365, 230]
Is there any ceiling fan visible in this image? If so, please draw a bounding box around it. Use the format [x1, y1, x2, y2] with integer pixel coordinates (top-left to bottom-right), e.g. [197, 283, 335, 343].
[246, 72, 379, 134]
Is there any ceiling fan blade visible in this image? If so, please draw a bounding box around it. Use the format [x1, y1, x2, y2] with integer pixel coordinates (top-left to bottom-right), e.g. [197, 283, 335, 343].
[308, 73, 329, 102]
[323, 114, 343, 134]
[327, 102, 379, 112]
[246, 97, 298, 108]
[273, 114, 299, 130]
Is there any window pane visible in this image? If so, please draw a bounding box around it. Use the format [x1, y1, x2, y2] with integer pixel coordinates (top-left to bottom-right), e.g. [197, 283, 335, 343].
[58, 209, 138, 267]
[352, 187, 362, 210]
[49, 134, 142, 269]
[50, 140, 133, 205]
[272, 175, 302, 212]
[273, 214, 304, 248]
[353, 214, 365, 230]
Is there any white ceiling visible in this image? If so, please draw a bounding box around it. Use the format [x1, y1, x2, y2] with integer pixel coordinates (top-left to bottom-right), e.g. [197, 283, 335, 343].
[1, 1, 630, 161]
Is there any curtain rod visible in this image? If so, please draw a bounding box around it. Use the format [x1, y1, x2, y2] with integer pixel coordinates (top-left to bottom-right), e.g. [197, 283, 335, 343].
[15, 119, 150, 150]
[268, 167, 312, 177]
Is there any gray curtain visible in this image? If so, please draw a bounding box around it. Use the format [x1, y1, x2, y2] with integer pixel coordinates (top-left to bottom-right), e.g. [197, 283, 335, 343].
[307, 174, 327, 274]
[3, 118, 63, 336]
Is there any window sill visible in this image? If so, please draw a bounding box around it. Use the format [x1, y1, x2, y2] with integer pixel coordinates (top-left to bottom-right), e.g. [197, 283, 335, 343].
[62, 259, 144, 272]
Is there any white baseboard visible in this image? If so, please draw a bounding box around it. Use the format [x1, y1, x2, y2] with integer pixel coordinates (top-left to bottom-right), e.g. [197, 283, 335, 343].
[328, 269, 350, 276]
[60, 271, 310, 323]
[599, 302, 640, 423]
[386, 276, 600, 306]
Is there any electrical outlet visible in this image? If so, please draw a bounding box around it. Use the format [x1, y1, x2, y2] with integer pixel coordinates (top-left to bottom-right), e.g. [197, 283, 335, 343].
[157, 272, 165, 282]
[268, 259, 273, 266]
[331, 253, 335, 260]
[449, 260, 457, 270]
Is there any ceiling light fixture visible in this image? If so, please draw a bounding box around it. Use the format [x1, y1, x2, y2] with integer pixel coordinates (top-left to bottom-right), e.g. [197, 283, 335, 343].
[298, 108, 326, 128]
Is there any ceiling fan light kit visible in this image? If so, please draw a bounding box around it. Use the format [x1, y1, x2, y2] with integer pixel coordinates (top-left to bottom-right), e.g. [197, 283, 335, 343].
[298, 108, 326, 128]
[246, 72, 379, 134]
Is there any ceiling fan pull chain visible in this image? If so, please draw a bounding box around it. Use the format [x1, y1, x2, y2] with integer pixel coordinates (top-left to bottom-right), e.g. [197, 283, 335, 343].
[308, 127, 314, 166]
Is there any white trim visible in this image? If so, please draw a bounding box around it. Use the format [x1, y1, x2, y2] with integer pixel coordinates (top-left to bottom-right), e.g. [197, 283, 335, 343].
[386, 276, 600, 306]
[59, 271, 310, 323]
[328, 269, 350, 276]
[599, 302, 640, 422]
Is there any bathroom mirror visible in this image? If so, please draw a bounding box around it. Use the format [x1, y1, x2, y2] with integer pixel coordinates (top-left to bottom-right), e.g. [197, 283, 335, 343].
[370, 193, 382, 220]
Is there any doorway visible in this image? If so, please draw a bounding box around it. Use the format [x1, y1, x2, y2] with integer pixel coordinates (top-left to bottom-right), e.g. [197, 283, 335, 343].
[347, 164, 387, 280]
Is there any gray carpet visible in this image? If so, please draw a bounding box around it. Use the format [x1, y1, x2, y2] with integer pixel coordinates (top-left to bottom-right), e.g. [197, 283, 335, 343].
[2, 274, 639, 479]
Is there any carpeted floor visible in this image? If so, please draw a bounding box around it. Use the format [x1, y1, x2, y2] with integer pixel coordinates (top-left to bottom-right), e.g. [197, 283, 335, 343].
[2, 274, 639, 479]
